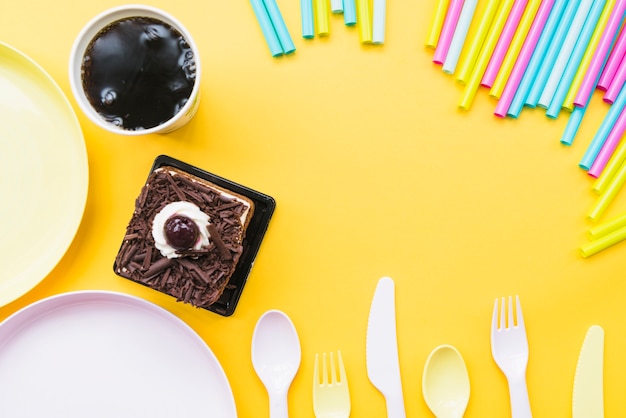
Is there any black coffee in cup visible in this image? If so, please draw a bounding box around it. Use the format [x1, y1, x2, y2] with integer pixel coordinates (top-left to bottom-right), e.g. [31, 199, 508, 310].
[81, 17, 197, 131]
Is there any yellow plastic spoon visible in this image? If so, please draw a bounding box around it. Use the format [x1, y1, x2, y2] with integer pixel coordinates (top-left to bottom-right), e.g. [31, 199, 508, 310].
[422, 345, 470, 418]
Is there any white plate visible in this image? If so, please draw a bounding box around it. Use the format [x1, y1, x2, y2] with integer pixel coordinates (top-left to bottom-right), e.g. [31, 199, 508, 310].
[0, 291, 237, 417]
[0, 42, 88, 307]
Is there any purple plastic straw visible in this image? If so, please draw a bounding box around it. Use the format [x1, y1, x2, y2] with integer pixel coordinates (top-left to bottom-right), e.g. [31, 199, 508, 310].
[495, 0, 555, 117]
[605, 54, 626, 103]
[598, 27, 626, 91]
[481, 0, 529, 88]
[589, 104, 626, 177]
[574, 0, 626, 107]
[433, 0, 466, 65]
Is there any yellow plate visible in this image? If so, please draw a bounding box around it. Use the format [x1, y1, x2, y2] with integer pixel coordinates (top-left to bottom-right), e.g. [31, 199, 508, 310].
[0, 42, 88, 307]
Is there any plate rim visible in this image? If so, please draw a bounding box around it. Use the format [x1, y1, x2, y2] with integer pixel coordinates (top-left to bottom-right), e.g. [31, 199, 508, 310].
[0, 41, 89, 307]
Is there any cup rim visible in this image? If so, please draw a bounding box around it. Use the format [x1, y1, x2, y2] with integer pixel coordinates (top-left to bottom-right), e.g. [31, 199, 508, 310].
[68, 4, 201, 136]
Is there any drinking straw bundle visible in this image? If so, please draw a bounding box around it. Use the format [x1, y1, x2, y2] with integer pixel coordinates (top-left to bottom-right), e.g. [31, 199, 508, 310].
[300, 0, 386, 44]
[250, 0, 296, 56]
[426, 0, 626, 257]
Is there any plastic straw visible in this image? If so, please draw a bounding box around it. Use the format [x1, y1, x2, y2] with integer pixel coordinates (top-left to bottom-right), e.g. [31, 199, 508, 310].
[563, 0, 617, 110]
[316, 0, 330, 35]
[605, 55, 626, 103]
[526, 0, 581, 107]
[588, 211, 626, 238]
[598, 25, 626, 90]
[301, 0, 315, 38]
[491, 0, 542, 100]
[434, 0, 466, 64]
[426, 0, 451, 48]
[508, 0, 566, 118]
[459, 0, 515, 110]
[538, 0, 595, 110]
[546, 0, 606, 118]
[357, 0, 372, 43]
[575, 0, 626, 107]
[481, 0, 528, 88]
[588, 158, 626, 221]
[593, 133, 626, 193]
[580, 223, 626, 257]
[580, 84, 626, 170]
[331, 0, 343, 13]
[372, 0, 386, 44]
[443, 0, 479, 74]
[264, 0, 296, 53]
[588, 107, 626, 177]
[344, 0, 357, 25]
[561, 105, 588, 145]
[456, 0, 502, 84]
[250, 0, 284, 56]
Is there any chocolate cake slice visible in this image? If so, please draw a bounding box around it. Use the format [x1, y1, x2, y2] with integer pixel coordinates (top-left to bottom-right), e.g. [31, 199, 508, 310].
[114, 165, 255, 309]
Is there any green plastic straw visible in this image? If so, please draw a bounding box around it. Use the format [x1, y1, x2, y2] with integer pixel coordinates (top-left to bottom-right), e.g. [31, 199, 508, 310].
[580, 224, 626, 257]
[588, 211, 626, 239]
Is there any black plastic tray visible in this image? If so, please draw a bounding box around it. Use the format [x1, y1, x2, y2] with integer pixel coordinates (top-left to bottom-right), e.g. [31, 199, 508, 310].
[116, 154, 276, 316]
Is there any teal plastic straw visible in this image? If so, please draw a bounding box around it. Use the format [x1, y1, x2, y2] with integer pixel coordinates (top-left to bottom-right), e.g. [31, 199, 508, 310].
[508, 0, 567, 118]
[250, 0, 283, 56]
[443, 0, 479, 74]
[301, 0, 315, 38]
[264, 0, 296, 53]
[547, 0, 606, 118]
[526, 0, 581, 107]
[561, 105, 587, 145]
[580, 84, 626, 169]
[539, 0, 595, 109]
[344, 0, 357, 25]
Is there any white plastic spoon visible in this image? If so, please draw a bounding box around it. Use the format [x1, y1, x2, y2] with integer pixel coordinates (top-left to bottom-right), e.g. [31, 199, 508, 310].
[422, 345, 470, 418]
[252, 310, 301, 418]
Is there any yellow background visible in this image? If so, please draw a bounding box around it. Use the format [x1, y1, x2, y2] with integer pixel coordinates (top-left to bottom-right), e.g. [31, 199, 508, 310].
[1, 0, 626, 416]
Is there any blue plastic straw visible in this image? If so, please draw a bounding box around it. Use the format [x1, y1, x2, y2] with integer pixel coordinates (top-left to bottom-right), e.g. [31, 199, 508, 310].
[526, 0, 581, 107]
[539, 0, 595, 109]
[264, 0, 296, 53]
[250, 0, 284, 56]
[344, 0, 357, 25]
[547, 0, 607, 118]
[301, 0, 315, 38]
[443, 0, 479, 74]
[580, 84, 626, 169]
[508, 0, 567, 118]
[561, 105, 588, 145]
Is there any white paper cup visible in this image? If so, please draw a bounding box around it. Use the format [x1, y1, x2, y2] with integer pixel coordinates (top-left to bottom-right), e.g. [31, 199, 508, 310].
[69, 5, 201, 135]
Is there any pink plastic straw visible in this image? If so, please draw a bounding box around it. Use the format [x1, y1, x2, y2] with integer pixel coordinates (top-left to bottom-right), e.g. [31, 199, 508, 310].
[433, 0, 466, 65]
[598, 27, 626, 91]
[574, 0, 626, 107]
[589, 104, 626, 178]
[494, 0, 555, 117]
[605, 55, 626, 103]
[481, 0, 529, 88]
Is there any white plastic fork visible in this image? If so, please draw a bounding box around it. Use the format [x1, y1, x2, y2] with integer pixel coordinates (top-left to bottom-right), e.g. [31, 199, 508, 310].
[491, 295, 532, 418]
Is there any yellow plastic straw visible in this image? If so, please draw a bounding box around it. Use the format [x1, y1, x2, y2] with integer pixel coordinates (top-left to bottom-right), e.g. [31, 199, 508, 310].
[459, 0, 515, 110]
[593, 134, 626, 194]
[588, 211, 626, 239]
[456, 0, 502, 85]
[426, 0, 451, 48]
[580, 224, 626, 257]
[490, 0, 542, 99]
[588, 158, 626, 221]
[316, 0, 330, 35]
[564, 0, 616, 111]
[357, 0, 372, 43]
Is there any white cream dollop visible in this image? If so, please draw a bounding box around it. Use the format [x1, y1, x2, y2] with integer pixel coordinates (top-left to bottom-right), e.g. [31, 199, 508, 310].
[151, 201, 210, 259]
